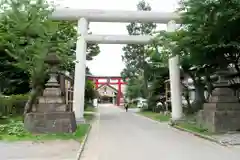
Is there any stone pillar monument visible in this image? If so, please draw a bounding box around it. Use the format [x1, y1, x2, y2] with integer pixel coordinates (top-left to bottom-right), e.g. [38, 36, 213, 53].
[197, 70, 240, 133]
[24, 53, 77, 133]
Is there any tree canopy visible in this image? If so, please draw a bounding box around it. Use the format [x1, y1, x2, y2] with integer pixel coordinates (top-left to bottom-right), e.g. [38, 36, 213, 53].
[0, 0, 99, 113]
[152, 0, 240, 111]
[122, 0, 156, 101]
[0, 0, 99, 96]
[123, 0, 240, 112]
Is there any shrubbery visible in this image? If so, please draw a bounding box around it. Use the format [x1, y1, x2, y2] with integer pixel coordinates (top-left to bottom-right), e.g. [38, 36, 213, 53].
[0, 94, 28, 117]
[0, 119, 27, 137]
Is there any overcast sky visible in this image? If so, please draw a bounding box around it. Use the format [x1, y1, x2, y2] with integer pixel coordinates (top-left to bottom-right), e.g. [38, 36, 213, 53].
[55, 0, 179, 76]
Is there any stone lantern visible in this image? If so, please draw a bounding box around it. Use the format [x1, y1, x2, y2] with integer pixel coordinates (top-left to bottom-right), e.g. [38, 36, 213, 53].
[24, 53, 77, 133]
[38, 53, 65, 112]
[197, 69, 240, 133]
[44, 53, 61, 88]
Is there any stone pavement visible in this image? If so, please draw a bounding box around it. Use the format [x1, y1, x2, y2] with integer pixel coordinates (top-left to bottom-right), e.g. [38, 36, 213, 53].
[80, 104, 240, 160]
[214, 133, 240, 145]
[0, 139, 80, 160]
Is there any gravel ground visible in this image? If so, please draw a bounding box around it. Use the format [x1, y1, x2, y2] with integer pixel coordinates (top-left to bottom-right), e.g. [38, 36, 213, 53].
[0, 139, 80, 160]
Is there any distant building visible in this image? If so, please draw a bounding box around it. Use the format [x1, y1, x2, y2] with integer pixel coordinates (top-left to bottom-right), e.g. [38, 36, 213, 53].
[87, 75, 127, 106]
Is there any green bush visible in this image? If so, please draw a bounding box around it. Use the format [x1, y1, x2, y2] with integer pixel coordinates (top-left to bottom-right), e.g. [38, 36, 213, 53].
[0, 94, 28, 117]
[0, 119, 27, 137]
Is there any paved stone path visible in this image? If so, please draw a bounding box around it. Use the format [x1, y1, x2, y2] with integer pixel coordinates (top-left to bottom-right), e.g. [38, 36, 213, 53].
[214, 133, 240, 145]
[80, 104, 240, 160]
[0, 139, 80, 160]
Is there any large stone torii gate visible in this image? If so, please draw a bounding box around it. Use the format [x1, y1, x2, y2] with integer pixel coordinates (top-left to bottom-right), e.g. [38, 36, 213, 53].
[51, 8, 182, 122]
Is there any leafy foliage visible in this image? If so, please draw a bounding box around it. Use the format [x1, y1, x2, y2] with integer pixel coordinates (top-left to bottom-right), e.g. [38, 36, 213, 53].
[152, 0, 240, 112]
[0, 0, 76, 113]
[0, 120, 26, 137]
[0, 116, 90, 140]
[125, 78, 143, 99]
[123, 0, 240, 113]
[0, 0, 99, 112]
[122, 0, 156, 100]
[0, 52, 30, 94]
[0, 94, 28, 117]
[85, 80, 97, 103]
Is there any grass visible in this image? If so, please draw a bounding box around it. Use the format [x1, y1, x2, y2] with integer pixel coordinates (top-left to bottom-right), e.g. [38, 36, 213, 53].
[175, 122, 211, 135]
[84, 112, 95, 122]
[172, 113, 211, 135]
[0, 115, 23, 124]
[129, 104, 138, 108]
[139, 110, 212, 136]
[0, 124, 90, 142]
[0, 114, 93, 142]
[85, 106, 97, 112]
[139, 111, 170, 122]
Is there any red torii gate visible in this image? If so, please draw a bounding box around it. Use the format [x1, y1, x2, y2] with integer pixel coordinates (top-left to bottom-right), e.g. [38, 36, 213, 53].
[87, 75, 127, 106]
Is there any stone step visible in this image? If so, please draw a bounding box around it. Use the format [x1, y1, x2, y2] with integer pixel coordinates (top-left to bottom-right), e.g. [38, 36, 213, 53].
[39, 97, 64, 104]
[36, 103, 66, 112]
[43, 88, 62, 96]
[203, 103, 240, 111]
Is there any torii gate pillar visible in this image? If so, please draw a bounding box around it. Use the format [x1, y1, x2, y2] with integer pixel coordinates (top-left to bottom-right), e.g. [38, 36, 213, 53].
[167, 21, 183, 121]
[72, 18, 88, 122]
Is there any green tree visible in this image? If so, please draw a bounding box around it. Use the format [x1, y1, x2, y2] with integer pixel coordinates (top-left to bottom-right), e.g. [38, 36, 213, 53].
[0, 0, 100, 98]
[0, 50, 30, 94]
[122, 0, 156, 99]
[84, 67, 98, 107]
[178, 0, 240, 110]
[0, 0, 53, 113]
[0, 0, 80, 114]
[154, 0, 240, 112]
[146, 49, 169, 111]
[85, 80, 96, 103]
[125, 78, 144, 100]
[154, 26, 215, 111]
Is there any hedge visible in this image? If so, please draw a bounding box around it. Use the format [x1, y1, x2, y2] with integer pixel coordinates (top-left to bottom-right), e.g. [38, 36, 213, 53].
[0, 94, 28, 117]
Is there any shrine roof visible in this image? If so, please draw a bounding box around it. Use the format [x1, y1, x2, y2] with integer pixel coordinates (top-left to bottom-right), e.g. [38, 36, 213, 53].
[96, 84, 118, 92]
[87, 74, 122, 78]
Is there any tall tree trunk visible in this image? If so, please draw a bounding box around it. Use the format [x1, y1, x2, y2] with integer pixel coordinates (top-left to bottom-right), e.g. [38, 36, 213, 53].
[24, 86, 41, 115]
[182, 83, 193, 114]
[142, 69, 149, 99]
[206, 82, 214, 102]
[192, 80, 205, 112]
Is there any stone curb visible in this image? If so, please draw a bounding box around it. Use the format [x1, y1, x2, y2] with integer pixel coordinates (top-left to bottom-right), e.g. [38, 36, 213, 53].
[75, 123, 93, 160]
[171, 124, 229, 147]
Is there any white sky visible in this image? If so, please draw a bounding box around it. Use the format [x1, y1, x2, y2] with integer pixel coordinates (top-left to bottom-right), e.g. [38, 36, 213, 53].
[55, 0, 179, 76]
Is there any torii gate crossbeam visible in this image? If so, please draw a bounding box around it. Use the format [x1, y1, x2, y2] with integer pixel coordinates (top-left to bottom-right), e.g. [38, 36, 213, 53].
[51, 8, 182, 122]
[51, 9, 180, 23]
[85, 35, 152, 44]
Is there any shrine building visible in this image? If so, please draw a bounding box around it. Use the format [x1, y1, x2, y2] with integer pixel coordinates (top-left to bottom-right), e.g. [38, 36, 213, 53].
[87, 75, 127, 106]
